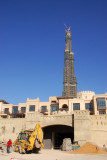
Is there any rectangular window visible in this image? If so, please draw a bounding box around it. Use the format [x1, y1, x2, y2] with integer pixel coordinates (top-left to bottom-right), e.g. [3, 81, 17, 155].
[41, 106, 47, 113]
[21, 107, 26, 113]
[29, 105, 35, 112]
[51, 105, 58, 112]
[4, 108, 9, 114]
[85, 103, 93, 111]
[12, 106, 18, 114]
[97, 98, 106, 109]
[73, 103, 80, 110]
[99, 110, 106, 114]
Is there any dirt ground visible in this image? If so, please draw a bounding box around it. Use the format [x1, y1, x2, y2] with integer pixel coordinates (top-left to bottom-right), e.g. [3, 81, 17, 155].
[0, 149, 107, 160]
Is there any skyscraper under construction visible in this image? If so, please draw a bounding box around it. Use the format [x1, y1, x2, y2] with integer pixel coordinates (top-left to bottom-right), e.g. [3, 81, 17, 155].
[62, 27, 77, 98]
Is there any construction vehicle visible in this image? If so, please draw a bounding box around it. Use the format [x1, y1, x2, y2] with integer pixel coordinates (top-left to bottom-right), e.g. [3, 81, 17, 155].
[14, 123, 44, 153]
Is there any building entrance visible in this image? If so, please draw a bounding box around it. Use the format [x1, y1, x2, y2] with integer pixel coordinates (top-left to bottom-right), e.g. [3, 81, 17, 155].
[43, 125, 74, 149]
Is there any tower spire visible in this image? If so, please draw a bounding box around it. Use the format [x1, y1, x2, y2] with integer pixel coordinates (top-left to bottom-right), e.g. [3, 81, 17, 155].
[62, 27, 77, 98]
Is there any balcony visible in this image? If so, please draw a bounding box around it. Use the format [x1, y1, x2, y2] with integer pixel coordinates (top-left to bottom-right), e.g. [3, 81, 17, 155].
[11, 110, 25, 118]
[97, 106, 106, 110]
[0, 111, 9, 118]
[0, 110, 25, 118]
[59, 108, 69, 112]
[39, 109, 48, 115]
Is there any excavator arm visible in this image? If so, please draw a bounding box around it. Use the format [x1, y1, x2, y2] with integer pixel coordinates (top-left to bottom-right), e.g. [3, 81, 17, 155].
[27, 124, 44, 150]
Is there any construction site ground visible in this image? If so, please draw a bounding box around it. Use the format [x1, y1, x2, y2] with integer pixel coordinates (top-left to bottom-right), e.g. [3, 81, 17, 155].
[0, 149, 107, 160]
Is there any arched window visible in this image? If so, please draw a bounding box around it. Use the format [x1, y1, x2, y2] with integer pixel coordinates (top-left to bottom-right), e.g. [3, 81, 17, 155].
[62, 104, 68, 111]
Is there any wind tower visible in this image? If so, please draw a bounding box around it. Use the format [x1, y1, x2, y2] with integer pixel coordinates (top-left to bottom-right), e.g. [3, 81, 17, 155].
[62, 26, 77, 98]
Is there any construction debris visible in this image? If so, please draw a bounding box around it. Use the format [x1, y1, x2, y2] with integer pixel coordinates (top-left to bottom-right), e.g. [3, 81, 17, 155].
[62, 138, 72, 151]
[65, 142, 107, 154]
[0, 141, 6, 153]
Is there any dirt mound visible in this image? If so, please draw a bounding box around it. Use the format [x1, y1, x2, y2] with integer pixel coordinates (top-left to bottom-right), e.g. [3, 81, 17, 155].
[65, 142, 107, 154]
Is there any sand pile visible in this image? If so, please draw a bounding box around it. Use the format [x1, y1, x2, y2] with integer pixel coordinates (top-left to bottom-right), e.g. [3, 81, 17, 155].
[66, 142, 107, 154]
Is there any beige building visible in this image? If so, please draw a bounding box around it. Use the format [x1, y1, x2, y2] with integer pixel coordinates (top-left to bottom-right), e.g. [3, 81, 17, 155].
[1, 91, 107, 116]
[0, 91, 107, 149]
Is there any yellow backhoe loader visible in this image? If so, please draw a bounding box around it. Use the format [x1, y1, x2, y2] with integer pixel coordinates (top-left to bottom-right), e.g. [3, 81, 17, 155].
[14, 123, 44, 153]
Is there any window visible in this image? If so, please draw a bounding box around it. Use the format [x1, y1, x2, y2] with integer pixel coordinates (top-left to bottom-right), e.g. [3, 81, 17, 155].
[12, 106, 18, 114]
[97, 98, 106, 109]
[62, 104, 68, 111]
[99, 111, 106, 114]
[73, 103, 80, 110]
[41, 106, 47, 112]
[29, 105, 35, 112]
[4, 108, 9, 114]
[21, 107, 26, 113]
[85, 103, 93, 111]
[51, 105, 58, 112]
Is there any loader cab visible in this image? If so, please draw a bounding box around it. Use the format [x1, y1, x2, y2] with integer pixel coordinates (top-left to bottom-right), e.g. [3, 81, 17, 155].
[17, 130, 33, 140]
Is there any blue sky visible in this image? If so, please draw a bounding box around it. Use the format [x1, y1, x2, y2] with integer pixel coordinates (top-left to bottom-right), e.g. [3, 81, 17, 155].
[0, 0, 107, 104]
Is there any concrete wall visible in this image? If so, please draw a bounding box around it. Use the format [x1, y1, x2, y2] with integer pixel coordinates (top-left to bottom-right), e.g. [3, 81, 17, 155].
[0, 117, 26, 142]
[40, 111, 73, 128]
[25, 111, 73, 128]
[0, 110, 107, 148]
[74, 110, 107, 147]
[25, 112, 40, 129]
[90, 115, 107, 147]
[74, 110, 91, 146]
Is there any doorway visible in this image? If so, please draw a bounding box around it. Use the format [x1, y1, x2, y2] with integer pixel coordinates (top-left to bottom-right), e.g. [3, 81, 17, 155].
[43, 125, 74, 149]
